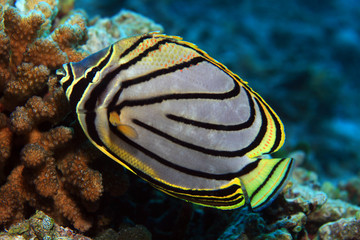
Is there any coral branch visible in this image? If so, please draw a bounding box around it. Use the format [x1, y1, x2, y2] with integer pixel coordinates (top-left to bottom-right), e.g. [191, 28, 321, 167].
[0, 0, 163, 234]
[4, 7, 45, 69]
[4, 63, 50, 102]
[59, 150, 103, 202]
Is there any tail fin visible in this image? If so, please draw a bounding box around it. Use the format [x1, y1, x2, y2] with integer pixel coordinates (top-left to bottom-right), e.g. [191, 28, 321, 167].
[240, 158, 294, 211]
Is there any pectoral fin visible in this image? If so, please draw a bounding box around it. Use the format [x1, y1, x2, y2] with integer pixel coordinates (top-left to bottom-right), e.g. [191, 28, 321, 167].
[109, 111, 138, 139]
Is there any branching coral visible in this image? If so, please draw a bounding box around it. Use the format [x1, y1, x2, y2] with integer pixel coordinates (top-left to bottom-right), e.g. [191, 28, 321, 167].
[0, 0, 163, 234]
[3, 6, 45, 68]
[0, 3, 88, 109]
[4, 63, 50, 104]
[9, 76, 69, 135]
[0, 79, 105, 232]
[0, 114, 12, 177]
[0, 0, 101, 232]
[0, 124, 104, 232]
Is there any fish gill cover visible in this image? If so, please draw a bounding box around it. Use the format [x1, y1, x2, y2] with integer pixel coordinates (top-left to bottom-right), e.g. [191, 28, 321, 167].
[1, 0, 360, 240]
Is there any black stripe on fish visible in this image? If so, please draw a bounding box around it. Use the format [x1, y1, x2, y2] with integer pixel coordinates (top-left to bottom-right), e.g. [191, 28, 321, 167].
[83, 39, 176, 111]
[249, 158, 293, 210]
[166, 88, 255, 131]
[61, 64, 74, 92]
[108, 120, 261, 179]
[111, 79, 240, 112]
[68, 45, 114, 110]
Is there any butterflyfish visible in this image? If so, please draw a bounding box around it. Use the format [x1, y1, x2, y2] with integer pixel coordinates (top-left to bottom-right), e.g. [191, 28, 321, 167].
[57, 33, 293, 210]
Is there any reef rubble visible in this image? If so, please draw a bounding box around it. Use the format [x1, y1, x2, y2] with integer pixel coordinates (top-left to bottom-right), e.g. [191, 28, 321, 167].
[218, 160, 360, 240]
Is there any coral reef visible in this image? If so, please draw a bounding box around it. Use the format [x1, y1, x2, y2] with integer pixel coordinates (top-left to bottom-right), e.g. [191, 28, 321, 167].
[81, 9, 163, 54]
[0, 0, 162, 234]
[0, 210, 92, 239]
[0, 0, 100, 232]
[218, 161, 360, 240]
[0, 210, 153, 240]
[5, 0, 360, 239]
[0, 1, 87, 109]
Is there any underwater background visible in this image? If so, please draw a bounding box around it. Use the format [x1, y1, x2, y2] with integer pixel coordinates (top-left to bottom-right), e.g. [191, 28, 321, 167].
[1, 0, 360, 239]
[75, 0, 360, 181]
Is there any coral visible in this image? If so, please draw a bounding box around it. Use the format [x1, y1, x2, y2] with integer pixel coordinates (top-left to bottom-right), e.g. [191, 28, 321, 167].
[16, 0, 59, 14]
[218, 164, 360, 240]
[0, 0, 101, 233]
[57, 149, 103, 202]
[318, 172, 360, 206]
[0, 210, 155, 240]
[50, 11, 88, 62]
[23, 38, 68, 69]
[4, 63, 50, 103]
[9, 76, 69, 135]
[0, 210, 92, 239]
[81, 9, 164, 54]
[0, 3, 88, 109]
[3, 6, 45, 68]
[0, 124, 103, 232]
[0, 1, 13, 7]
[0, 165, 31, 225]
[0, 1, 163, 234]
[317, 217, 360, 240]
[338, 175, 360, 205]
[0, 117, 12, 177]
[0, 120, 107, 232]
[117, 225, 152, 240]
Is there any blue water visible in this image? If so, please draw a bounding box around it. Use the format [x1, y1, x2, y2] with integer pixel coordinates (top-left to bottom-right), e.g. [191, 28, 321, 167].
[75, 0, 360, 180]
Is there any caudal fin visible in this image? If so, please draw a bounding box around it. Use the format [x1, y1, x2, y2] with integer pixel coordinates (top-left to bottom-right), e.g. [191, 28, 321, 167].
[240, 157, 294, 211]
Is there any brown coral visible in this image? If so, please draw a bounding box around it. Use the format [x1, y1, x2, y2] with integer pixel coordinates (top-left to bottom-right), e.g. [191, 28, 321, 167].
[0, 0, 163, 235]
[3, 7, 45, 69]
[9, 77, 69, 135]
[0, 124, 12, 176]
[4, 63, 50, 103]
[23, 39, 68, 69]
[51, 11, 88, 62]
[21, 0, 58, 13]
[0, 165, 35, 225]
[0, 27, 10, 92]
[0, 4, 88, 109]
[0, 0, 105, 233]
[0, 123, 104, 232]
[58, 150, 103, 202]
